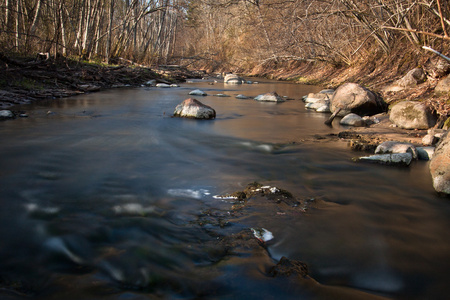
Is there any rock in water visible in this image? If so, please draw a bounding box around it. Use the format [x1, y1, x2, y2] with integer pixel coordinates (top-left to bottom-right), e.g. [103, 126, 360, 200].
[375, 141, 418, 160]
[189, 89, 207, 96]
[173, 98, 216, 120]
[224, 74, 244, 84]
[389, 101, 437, 129]
[330, 83, 385, 117]
[0, 110, 14, 120]
[254, 92, 285, 102]
[356, 153, 413, 166]
[430, 130, 450, 195]
[340, 113, 365, 127]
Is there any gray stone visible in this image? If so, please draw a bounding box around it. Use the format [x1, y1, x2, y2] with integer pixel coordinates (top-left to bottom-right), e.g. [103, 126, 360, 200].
[396, 68, 426, 88]
[319, 89, 335, 94]
[435, 75, 450, 94]
[305, 100, 328, 110]
[430, 130, 450, 195]
[357, 153, 413, 166]
[144, 80, 156, 86]
[423, 56, 450, 79]
[0, 110, 14, 119]
[416, 147, 435, 160]
[189, 89, 207, 96]
[330, 83, 385, 117]
[316, 105, 331, 113]
[254, 92, 285, 102]
[375, 141, 418, 160]
[235, 94, 249, 99]
[156, 83, 171, 88]
[304, 92, 330, 103]
[224, 74, 244, 84]
[173, 98, 216, 119]
[422, 134, 438, 146]
[340, 113, 365, 127]
[389, 101, 437, 129]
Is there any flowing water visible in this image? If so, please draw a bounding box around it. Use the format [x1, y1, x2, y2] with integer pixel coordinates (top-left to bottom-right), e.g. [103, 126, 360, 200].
[0, 80, 449, 300]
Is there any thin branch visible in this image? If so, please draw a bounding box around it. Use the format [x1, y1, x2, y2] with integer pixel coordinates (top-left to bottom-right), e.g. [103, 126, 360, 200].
[382, 26, 450, 41]
[422, 46, 450, 62]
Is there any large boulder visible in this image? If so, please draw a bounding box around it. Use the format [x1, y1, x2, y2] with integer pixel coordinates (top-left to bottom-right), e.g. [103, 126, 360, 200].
[173, 98, 216, 119]
[389, 101, 437, 129]
[429, 130, 450, 195]
[254, 92, 285, 102]
[224, 74, 244, 84]
[435, 75, 450, 94]
[330, 83, 385, 117]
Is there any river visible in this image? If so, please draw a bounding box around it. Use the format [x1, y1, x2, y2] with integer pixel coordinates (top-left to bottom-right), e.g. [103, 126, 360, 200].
[0, 80, 449, 299]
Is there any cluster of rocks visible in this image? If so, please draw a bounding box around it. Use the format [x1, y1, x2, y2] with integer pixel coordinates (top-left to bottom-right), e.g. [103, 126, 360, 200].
[303, 75, 449, 195]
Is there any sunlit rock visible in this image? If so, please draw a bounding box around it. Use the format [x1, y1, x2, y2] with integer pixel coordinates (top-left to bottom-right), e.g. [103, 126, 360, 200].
[254, 92, 284, 102]
[173, 98, 216, 119]
[340, 113, 365, 127]
[305, 100, 328, 110]
[375, 141, 418, 160]
[304, 92, 330, 103]
[189, 89, 207, 96]
[435, 75, 450, 94]
[430, 130, 450, 195]
[423, 55, 450, 79]
[389, 101, 437, 129]
[236, 94, 249, 99]
[384, 68, 426, 92]
[330, 83, 385, 117]
[224, 74, 244, 84]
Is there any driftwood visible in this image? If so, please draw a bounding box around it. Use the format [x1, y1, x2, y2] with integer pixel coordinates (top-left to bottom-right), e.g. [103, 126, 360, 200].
[324, 107, 341, 126]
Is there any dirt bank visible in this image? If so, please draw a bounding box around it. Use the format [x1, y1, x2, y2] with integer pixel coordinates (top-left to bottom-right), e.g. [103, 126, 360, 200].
[0, 54, 203, 109]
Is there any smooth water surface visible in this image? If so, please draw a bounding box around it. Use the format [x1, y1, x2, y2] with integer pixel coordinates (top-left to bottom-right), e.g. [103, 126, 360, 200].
[0, 80, 449, 299]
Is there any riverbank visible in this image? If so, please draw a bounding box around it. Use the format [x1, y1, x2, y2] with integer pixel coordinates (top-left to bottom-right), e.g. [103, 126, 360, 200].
[0, 54, 204, 109]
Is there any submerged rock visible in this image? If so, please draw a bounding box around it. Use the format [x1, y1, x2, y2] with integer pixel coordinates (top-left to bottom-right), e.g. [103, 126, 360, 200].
[389, 101, 437, 129]
[235, 94, 249, 99]
[173, 98, 216, 119]
[254, 92, 285, 102]
[355, 153, 413, 166]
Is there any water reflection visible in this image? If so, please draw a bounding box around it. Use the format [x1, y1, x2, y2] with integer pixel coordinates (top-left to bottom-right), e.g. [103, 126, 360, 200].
[0, 80, 448, 299]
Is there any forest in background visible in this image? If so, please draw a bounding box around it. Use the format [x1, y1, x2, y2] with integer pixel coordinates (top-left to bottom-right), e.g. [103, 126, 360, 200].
[0, 0, 449, 74]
